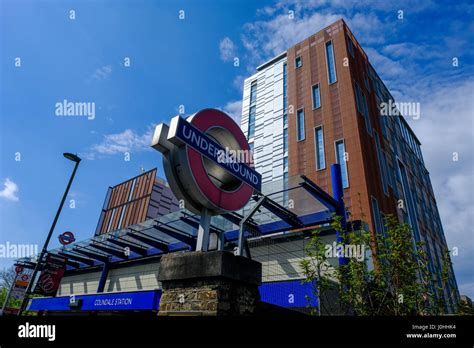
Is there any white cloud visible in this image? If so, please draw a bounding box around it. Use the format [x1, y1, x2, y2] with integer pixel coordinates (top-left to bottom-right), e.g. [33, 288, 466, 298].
[365, 47, 407, 78]
[275, 0, 435, 14]
[242, 12, 342, 65]
[219, 37, 237, 62]
[85, 126, 154, 158]
[0, 178, 19, 202]
[232, 75, 246, 93]
[221, 100, 243, 124]
[346, 12, 385, 44]
[91, 65, 113, 81]
[240, 7, 390, 68]
[409, 79, 474, 297]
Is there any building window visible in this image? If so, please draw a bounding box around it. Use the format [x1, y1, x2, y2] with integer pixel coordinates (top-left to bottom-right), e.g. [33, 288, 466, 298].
[312, 83, 321, 109]
[347, 36, 355, 58]
[364, 72, 371, 91]
[398, 160, 421, 242]
[371, 196, 383, 234]
[296, 109, 305, 141]
[335, 140, 349, 188]
[315, 126, 325, 170]
[295, 56, 302, 69]
[354, 82, 372, 135]
[248, 105, 256, 139]
[361, 93, 372, 135]
[248, 142, 255, 163]
[248, 81, 257, 139]
[325, 41, 337, 84]
[283, 127, 288, 153]
[250, 80, 257, 104]
[375, 132, 389, 196]
[283, 62, 288, 130]
[283, 156, 288, 172]
[283, 62, 288, 112]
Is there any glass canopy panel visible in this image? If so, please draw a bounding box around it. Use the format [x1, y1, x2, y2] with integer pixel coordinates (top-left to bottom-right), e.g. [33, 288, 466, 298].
[18, 174, 335, 265]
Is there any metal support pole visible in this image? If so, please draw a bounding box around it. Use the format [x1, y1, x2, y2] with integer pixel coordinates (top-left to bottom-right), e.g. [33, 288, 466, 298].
[19, 155, 81, 315]
[0, 273, 18, 316]
[218, 231, 225, 251]
[244, 240, 252, 259]
[331, 163, 348, 266]
[196, 208, 211, 252]
[237, 196, 265, 257]
[97, 262, 109, 293]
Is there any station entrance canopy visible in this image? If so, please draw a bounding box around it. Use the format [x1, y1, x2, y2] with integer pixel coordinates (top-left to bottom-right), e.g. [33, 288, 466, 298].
[16, 172, 343, 272]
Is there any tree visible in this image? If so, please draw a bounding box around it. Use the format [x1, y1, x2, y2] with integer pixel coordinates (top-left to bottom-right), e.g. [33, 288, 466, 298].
[435, 247, 460, 314]
[299, 209, 444, 315]
[0, 266, 17, 290]
[457, 298, 474, 315]
[299, 232, 335, 315]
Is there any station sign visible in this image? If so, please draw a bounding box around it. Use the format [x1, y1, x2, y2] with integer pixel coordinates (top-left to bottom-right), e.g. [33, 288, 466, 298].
[58, 231, 75, 246]
[168, 115, 262, 192]
[152, 108, 260, 215]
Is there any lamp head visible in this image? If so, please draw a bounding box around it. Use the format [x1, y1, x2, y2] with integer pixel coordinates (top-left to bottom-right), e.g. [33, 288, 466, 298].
[63, 153, 81, 163]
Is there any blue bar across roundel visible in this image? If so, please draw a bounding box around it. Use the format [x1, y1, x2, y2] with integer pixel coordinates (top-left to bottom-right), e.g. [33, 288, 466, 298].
[171, 116, 262, 192]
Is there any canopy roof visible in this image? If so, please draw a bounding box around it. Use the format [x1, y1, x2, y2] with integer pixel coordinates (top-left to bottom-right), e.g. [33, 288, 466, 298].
[16, 174, 339, 271]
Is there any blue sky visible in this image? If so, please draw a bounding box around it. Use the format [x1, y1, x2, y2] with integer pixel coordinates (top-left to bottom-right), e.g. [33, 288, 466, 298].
[1, 0, 473, 298]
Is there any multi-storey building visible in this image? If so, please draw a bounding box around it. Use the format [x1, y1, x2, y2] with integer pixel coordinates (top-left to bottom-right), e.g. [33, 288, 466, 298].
[95, 168, 179, 235]
[241, 52, 288, 192]
[240, 18, 459, 312]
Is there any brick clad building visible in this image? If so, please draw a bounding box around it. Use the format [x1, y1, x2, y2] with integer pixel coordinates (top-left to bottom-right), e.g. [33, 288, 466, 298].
[240, 18, 459, 312]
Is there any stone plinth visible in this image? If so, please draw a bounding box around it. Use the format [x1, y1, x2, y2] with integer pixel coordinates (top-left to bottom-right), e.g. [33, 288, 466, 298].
[157, 251, 262, 316]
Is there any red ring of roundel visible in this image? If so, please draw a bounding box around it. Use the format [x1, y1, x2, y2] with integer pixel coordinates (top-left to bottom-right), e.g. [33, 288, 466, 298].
[59, 231, 75, 245]
[187, 109, 254, 211]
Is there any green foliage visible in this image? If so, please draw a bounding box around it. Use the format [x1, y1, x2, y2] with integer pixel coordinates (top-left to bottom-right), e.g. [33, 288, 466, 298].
[300, 232, 335, 315]
[299, 208, 455, 316]
[0, 286, 23, 311]
[456, 300, 474, 315]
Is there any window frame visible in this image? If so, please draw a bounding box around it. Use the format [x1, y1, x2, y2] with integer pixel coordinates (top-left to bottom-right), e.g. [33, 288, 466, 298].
[247, 105, 256, 139]
[347, 36, 355, 58]
[325, 40, 338, 85]
[295, 55, 302, 69]
[311, 83, 321, 110]
[334, 138, 349, 188]
[296, 108, 305, 142]
[371, 195, 383, 234]
[314, 125, 326, 171]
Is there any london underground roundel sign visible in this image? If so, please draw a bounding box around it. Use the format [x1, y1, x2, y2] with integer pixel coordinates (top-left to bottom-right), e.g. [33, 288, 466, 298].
[152, 109, 261, 216]
[58, 231, 76, 245]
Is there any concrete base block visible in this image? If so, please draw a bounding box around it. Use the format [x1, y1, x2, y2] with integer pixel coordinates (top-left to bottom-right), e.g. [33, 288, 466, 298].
[157, 251, 262, 316]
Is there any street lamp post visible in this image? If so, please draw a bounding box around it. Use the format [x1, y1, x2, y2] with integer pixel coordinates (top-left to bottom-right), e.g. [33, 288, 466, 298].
[18, 153, 81, 315]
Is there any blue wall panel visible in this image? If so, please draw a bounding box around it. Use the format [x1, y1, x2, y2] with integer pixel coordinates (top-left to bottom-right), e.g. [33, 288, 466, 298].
[259, 280, 317, 308]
